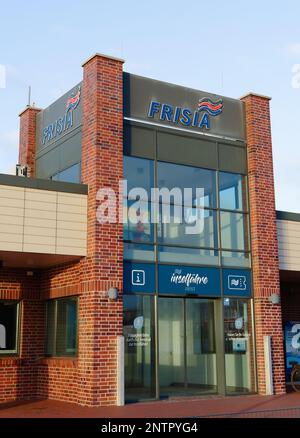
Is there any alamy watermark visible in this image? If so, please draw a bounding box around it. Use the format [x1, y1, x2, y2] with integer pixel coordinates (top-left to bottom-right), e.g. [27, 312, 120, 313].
[96, 180, 205, 235]
[0, 64, 6, 89]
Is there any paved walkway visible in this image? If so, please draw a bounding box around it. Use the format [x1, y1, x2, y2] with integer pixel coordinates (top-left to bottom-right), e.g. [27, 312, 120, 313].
[0, 393, 300, 418]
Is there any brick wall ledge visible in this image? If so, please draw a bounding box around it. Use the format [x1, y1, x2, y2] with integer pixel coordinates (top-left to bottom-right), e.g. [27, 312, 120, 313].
[38, 357, 78, 367]
[0, 357, 24, 365]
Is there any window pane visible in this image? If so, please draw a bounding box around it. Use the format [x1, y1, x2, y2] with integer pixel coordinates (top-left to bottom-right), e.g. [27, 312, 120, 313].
[46, 298, 78, 357]
[158, 207, 218, 248]
[0, 301, 19, 354]
[158, 246, 219, 266]
[220, 211, 249, 251]
[56, 299, 77, 356]
[219, 172, 247, 211]
[224, 298, 255, 394]
[124, 156, 154, 199]
[54, 163, 81, 183]
[157, 162, 216, 208]
[124, 243, 155, 262]
[123, 200, 154, 243]
[222, 251, 250, 268]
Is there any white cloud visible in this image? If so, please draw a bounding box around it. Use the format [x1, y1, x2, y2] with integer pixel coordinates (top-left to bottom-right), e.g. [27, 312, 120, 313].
[286, 43, 300, 56]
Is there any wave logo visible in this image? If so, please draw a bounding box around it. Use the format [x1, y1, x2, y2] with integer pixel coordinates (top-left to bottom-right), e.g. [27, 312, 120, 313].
[198, 98, 223, 117]
[228, 275, 247, 291]
[66, 86, 81, 111]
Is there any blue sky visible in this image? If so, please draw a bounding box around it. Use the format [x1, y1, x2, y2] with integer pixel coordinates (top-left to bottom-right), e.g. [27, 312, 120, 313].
[0, 0, 300, 211]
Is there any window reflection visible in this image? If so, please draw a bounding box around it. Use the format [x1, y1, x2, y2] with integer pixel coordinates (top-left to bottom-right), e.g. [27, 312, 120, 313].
[157, 162, 216, 208]
[158, 208, 218, 248]
[219, 172, 247, 211]
[124, 156, 154, 199]
[220, 211, 249, 251]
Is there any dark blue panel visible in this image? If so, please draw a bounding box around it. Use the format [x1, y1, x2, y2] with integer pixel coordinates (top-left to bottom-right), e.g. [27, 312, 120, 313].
[222, 269, 252, 297]
[123, 262, 156, 293]
[158, 264, 221, 297]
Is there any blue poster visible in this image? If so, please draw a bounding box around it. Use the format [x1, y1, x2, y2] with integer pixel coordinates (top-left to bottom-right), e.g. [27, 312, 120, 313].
[222, 269, 252, 297]
[123, 262, 156, 293]
[158, 264, 221, 297]
[284, 321, 300, 381]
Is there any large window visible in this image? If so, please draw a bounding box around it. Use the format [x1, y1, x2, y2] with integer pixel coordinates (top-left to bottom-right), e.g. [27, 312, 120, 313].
[0, 301, 19, 355]
[123, 156, 250, 268]
[157, 162, 216, 208]
[124, 156, 154, 198]
[46, 297, 78, 357]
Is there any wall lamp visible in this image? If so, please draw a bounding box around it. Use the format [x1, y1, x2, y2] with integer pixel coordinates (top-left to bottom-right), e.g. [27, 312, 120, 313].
[107, 287, 118, 301]
[269, 293, 280, 305]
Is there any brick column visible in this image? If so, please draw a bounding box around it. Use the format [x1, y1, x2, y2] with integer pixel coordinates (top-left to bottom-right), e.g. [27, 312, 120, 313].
[79, 53, 124, 406]
[19, 106, 41, 177]
[241, 93, 285, 395]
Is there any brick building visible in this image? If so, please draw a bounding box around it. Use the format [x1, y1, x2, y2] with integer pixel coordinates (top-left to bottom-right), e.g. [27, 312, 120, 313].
[0, 53, 299, 406]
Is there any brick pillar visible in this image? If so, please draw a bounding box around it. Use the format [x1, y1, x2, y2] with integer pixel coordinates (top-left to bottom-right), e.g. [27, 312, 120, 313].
[79, 53, 124, 406]
[19, 106, 41, 177]
[241, 93, 285, 395]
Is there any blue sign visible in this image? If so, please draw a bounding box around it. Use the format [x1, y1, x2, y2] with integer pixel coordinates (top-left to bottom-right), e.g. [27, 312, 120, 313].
[222, 269, 252, 297]
[284, 321, 300, 381]
[148, 98, 223, 131]
[158, 265, 221, 297]
[42, 86, 81, 145]
[123, 262, 156, 293]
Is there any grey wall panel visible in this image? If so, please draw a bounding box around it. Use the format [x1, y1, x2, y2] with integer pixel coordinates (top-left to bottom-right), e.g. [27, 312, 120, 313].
[36, 147, 60, 179]
[124, 124, 155, 159]
[36, 82, 82, 151]
[59, 131, 82, 169]
[157, 132, 218, 169]
[36, 130, 82, 179]
[218, 143, 247, 174]
[124, 72, 246, 141]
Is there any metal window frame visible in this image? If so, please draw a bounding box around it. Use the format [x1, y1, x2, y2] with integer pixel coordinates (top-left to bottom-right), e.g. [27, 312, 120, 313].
[45, 296, 79, 358]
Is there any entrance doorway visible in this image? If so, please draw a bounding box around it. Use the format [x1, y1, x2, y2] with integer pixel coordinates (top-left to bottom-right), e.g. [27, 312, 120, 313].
[158, 297, 217, 397]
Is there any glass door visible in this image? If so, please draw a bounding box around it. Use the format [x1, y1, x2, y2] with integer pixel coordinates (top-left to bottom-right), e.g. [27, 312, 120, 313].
[186, 299, 217, 393]
[158, 297, 217, 397]
[123, 295, 155, 402]
[158, 298, 185, 396]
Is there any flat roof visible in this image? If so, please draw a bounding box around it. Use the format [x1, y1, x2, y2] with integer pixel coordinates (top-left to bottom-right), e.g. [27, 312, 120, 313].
[0, 174, 88, 195]
[276, 210, 300, 222]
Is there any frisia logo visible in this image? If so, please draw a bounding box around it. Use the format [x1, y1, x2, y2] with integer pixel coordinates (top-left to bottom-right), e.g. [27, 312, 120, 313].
[66, 86, 81, 111]
[42, 86, 81, 146]
[148, 96, 223, 131]
[198, 98, 223, 116]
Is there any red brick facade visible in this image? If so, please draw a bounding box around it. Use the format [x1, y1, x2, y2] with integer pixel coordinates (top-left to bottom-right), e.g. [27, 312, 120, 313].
[19, 106, 41, 177]
[0, 59, 291, 407]
[241, 93, 286, 394]
[77, 53, 124, 406]
[0, 54, 124, 407]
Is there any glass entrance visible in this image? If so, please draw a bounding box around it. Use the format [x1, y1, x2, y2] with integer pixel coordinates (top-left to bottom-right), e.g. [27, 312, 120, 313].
[158, 297, 217, 397]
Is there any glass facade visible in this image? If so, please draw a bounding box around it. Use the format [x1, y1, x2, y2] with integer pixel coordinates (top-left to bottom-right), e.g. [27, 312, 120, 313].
[123, 156, 250, 267]
[123, 151, 255, 401]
